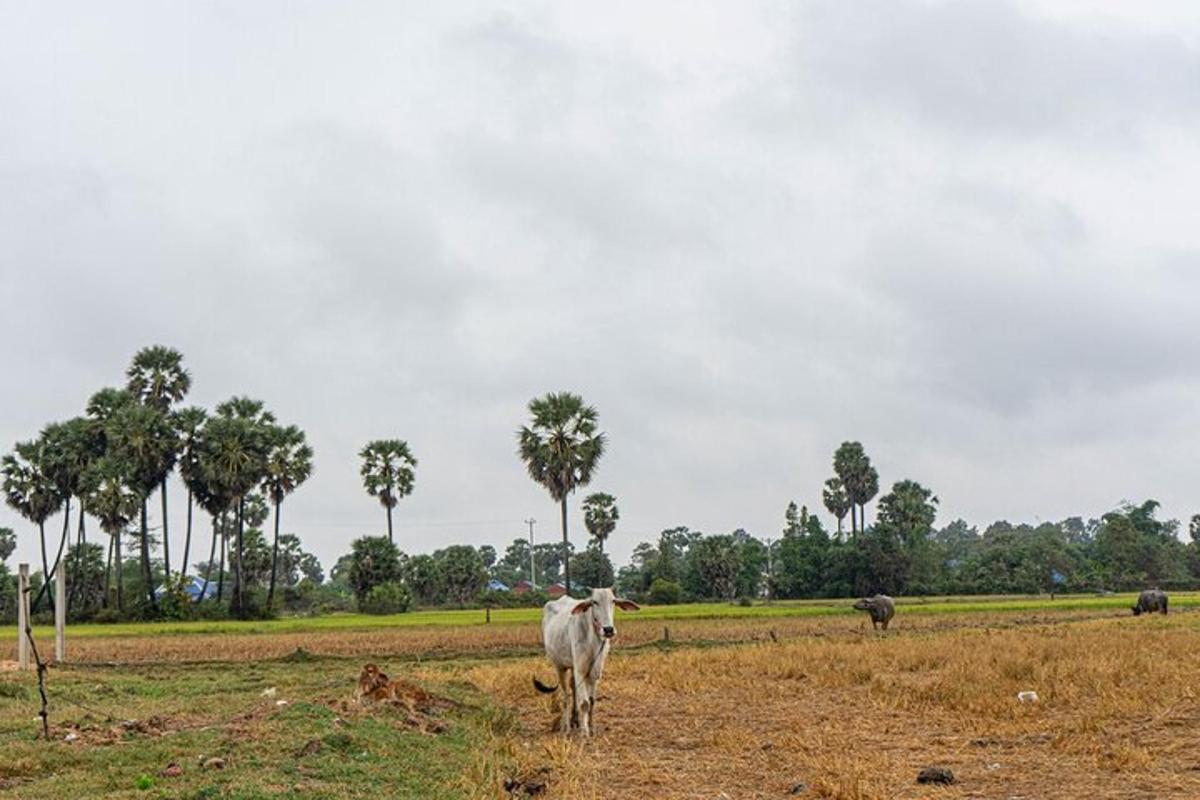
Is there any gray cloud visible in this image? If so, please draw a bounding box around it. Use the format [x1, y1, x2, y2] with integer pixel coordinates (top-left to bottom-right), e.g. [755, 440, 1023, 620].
[2, 1, 1200, 574]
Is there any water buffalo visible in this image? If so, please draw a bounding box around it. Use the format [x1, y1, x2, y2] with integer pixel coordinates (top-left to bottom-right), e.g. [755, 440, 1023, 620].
[1132, 589, 1168, 616]
[854, 594, 895, 630]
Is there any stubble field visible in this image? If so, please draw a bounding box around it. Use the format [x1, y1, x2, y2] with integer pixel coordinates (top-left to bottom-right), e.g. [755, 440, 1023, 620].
[2, 596, 1198, 799]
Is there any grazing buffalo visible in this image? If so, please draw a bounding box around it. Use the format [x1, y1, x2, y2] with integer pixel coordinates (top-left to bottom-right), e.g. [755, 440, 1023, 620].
[532, 587, 640, 736]
[1132, 589, 1168, 616]
[854, 594, 895, 630]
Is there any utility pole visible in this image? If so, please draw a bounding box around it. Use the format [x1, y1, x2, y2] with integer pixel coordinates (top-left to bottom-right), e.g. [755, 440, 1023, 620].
[765, 537, 774, 605]
[525, 518, 537, 588]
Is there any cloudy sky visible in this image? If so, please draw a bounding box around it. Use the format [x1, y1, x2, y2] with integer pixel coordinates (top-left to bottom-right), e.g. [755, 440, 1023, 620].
[3, 1, 1200, 574]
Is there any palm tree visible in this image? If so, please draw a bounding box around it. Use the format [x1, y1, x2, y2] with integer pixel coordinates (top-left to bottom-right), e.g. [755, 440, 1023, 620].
[105, 403, 177, 609]
[517, 392, 605, 595]
[215, 396, 276, 426]
[200, 413, 272, 617]
[833, 442, 878, 536]
[173, 406, 208, 577]
[42, 417, 101, 612]
[126, 346, 191, 581]
[81, 458, 139, 612]
[261, 425, 313, 607]
[2, 441, 63, 611]
[822, 477, 851, 537]
[582, 492, 619, 556]
[359, 440, 416, 544]
[187, 462, 230, 604]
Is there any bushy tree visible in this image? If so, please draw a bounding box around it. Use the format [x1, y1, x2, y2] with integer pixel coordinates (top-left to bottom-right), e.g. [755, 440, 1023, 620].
[347, 536, 406, 605]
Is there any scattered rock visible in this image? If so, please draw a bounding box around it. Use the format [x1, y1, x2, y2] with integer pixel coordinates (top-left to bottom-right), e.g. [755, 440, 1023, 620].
[916, 766, 955, 785]
[1017, 691, 1039, 704]
[202, 757, 226, 771]
[275, 700, 289, 707]
[760, 741, 775, 751]
[159, 763, 183, 778]
[789, 782, 807, 794]
[261, 687, 277, 698]
[63, 732, 78, 742]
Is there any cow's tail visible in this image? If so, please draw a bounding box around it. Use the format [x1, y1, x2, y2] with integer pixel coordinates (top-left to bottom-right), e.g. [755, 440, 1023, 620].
[532, 676, 558, 694]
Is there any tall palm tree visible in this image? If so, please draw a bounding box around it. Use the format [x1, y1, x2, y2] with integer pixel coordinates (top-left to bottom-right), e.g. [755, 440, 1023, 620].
[81, 458, 139, 612]
[261, 425, 313, 607]
[359, 439, 416, 544]
[41, 417, 100, 612]
[105, 403, 177, 609]
[215, 396, 276, 426]
[200, 413, 272, 617]
[517, 392, 605, 595]
[834, 442, 879, 536]
[187, 462, 230, 604]
[173, 406, 208, 578]
[582, 492, 619, 556]
[126, 346, 190, 581]
[822, 477, 851, 538]
[2, 441, 63, 611]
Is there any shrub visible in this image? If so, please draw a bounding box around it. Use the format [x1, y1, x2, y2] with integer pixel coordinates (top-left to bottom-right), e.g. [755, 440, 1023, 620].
[360, 581, 412, 615]
[648, 578, 682, 605]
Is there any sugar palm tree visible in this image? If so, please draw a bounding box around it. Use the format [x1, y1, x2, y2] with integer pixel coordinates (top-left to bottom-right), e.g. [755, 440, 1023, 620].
[359, 439, 416, 544]
[173, 406, 208, 577]
[82, 458, 139, 612]
[582, 492, 619, 556]
[822, 477, 851, 538]
[261, 425, 313, 607]
[200, 413, 272, 617]
[126, 346, 190, 581]
[105, 403, 177, 609]
[41, 417, 101, 612]
[2, 441, 63, 611]
[517, 392, 605, 595]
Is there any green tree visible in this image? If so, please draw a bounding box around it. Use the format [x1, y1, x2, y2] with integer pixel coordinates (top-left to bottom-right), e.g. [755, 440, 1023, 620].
[572, 547, 615, 589]
[833, 442, 878, 535]
[685, 534, 740, 602]
[81, 457, 140, 612]
[875, 479, 939, 593]
[2, 440, 64, 610]
[359, 439, 416, 544]
[582, 492, 619, 555]
[106, 402, 178, 610]
[0, 527, 14, 562]
[438, 545, 487, 605]
[517, 392, 605, 596]
[261, 425, 313, 608]
[406, 554, 444, 604]
[172, 406, 208, 578]
[201, 409, 273, 617]
[347, 536, 405, 605]
[822, 477, 851, 538]
[126, 346, 191, 580]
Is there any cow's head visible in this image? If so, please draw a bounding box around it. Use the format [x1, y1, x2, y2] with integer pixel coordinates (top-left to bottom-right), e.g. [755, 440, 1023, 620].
[853, 598, 873, 612]
[1132, 604, 1142, 616]
[572, 587, 641, 640]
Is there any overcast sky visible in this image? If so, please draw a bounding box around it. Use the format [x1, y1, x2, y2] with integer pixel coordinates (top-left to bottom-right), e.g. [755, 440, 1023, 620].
[3, 1, 1200, 575]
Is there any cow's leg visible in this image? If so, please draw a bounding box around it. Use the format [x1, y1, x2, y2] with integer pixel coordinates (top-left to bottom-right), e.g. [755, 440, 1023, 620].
[572, 669, 592, 737]
[556, 666, 573, 734]
[881, 618, 889, 631]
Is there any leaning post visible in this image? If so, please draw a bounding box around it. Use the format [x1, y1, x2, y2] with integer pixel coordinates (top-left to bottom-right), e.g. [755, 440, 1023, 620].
[55, 560, 66, 663]
[17, 564, 29, 670]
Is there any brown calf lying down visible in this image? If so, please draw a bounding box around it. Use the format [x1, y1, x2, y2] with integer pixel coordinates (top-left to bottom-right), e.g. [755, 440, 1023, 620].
[356, 663, 456, 716]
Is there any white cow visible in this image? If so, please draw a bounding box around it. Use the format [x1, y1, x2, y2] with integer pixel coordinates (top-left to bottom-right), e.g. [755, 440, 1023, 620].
[533, 587, 640, 736]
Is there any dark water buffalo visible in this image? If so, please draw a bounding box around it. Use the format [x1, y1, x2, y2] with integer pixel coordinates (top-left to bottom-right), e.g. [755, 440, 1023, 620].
[854, 594, 895, 630]
[1132, 589, 1168, 616]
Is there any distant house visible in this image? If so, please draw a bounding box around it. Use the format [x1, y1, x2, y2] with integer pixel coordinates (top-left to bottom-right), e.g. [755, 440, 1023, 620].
[487, 579, 510, 592]
[153, 576, 218, 602]
[546, 581, 588, 598]
[512, 579, 534, 595]
[546, 582, 567, 598]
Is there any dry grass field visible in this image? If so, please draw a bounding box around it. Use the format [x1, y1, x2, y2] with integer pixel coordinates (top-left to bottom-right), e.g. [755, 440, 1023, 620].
[2, 601, 1199, 798]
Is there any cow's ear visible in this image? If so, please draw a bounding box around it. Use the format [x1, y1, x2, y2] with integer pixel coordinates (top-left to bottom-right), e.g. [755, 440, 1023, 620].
[615, 599, 641, 612]
[571, 600, 594, 615]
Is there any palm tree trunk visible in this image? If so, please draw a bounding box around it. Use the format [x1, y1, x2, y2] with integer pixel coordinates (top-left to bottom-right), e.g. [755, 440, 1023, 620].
[386, 503, 394, 543]
[267, 498, 282, 608]
[68, 503, 85, 613]
[37, 521, 51, 613]
[160, 477, 171, 581]
[235, 496, 245, 617]
[560, 497, 570, 596]
[216, 514, 226, 602]
[33, 499, 73, 613]
[115, 528, 124, 613]
[199, 515, 218, 603]
[140, 498, 157, 610]
[104, 532, 113, 609]
[180, 488, 193, 579]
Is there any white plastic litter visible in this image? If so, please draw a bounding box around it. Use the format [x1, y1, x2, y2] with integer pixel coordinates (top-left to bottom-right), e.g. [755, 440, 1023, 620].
[1017, 691, 1039, 703]
[261, 687, 277, 698]
[275, 700, 288, 707]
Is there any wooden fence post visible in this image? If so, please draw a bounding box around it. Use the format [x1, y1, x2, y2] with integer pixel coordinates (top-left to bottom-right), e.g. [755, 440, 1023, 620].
[17, 564, 29, 670]
[55, 560, 66, 663]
